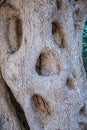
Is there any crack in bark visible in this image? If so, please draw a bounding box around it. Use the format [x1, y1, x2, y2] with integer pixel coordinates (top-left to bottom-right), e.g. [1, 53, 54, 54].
[3, 81, 30, 130]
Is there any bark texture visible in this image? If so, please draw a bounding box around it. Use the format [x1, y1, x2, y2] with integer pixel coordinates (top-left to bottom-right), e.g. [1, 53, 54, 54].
[0, 0, 87, 130]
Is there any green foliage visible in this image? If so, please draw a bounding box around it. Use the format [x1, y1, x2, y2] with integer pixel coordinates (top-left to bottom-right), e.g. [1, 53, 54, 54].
[83, 19, 87, 74]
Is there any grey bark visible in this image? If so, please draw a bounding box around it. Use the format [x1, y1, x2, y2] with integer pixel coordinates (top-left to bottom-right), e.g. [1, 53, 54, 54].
[0, 0, 87, 130]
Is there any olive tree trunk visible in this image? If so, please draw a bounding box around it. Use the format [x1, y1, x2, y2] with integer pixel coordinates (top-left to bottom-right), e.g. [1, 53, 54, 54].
[0, 0, 87, 130]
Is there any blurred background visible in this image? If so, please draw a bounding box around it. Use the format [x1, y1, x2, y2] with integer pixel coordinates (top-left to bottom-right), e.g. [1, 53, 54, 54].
[83, 20, 87, 76]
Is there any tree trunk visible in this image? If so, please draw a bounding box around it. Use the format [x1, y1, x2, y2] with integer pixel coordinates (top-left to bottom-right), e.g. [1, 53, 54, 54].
[0, 0, 87, 130]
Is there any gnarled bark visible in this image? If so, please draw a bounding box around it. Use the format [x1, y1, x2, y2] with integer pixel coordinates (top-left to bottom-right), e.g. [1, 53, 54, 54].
[0, 0, 87, 130]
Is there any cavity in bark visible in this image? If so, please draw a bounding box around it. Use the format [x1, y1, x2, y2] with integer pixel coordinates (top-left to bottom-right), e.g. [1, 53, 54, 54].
[56, 0, 62, 10]
[36, 50, 60, 76]
[52, 21, 65, 48]
[66, 77, 75, 89]
[31, 94, 51, 115]
[31, 94, 51, 127]
[8, 16, 22, 53]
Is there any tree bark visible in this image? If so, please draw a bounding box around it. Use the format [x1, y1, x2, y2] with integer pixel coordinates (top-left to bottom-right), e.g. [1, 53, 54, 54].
[0, 0, 87, 130]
